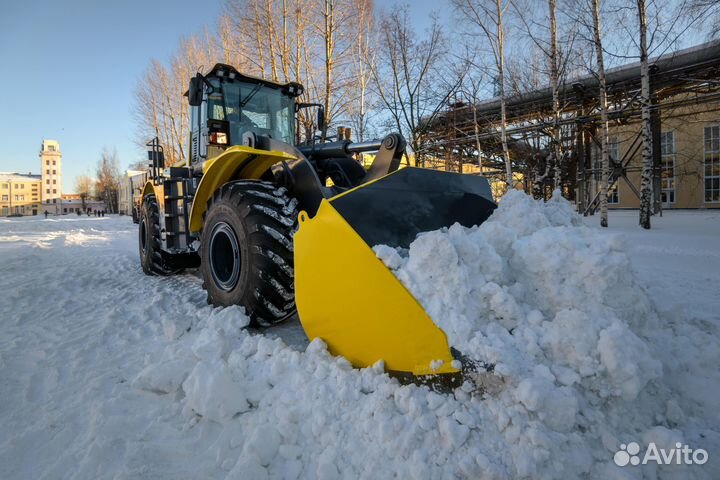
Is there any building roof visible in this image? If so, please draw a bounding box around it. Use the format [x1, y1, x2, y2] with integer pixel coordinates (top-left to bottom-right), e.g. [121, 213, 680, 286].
[431, 38, 720, 128]
[0, 172, 42, 182]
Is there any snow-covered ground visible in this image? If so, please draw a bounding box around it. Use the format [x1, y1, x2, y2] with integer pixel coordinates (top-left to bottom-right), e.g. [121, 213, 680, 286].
[0, 197, 718, 479]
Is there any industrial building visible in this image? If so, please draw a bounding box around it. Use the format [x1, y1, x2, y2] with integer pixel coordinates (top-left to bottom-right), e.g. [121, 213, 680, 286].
[425, 39, 720, 211]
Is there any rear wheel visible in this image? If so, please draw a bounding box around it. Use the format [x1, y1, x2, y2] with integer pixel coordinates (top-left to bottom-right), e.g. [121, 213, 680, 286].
[200, 180, 298, 326]
[139, 195, 183, 276]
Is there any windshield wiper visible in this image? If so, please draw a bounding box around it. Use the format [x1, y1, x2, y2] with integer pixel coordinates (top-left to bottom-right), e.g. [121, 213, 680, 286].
[239, 84, 262, 111]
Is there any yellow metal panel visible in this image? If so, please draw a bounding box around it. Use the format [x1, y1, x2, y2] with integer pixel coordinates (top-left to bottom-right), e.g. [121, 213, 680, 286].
[188, 146, 296, 232]
[294, 199, 458, 375]
[141, 181, 159, 200]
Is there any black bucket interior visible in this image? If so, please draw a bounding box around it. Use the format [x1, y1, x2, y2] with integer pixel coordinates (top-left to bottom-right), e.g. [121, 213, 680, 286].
[329, 168, 497, 249]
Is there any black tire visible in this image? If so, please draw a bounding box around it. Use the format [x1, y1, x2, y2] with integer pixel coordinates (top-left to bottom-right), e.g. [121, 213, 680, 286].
[200, 180, 298, 327]
[139, 195, 182, 276]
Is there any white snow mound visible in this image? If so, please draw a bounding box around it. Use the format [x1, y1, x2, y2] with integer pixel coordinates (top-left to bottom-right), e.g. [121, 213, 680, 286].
[377, 189, 662, 403]
[133, 191, 713, 479]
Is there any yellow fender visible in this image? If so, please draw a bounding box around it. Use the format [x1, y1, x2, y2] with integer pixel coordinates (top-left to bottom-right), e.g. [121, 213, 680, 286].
[294, 199, 458, 376]
[140, 181, 161, 203]
[188, 145, 296, 233]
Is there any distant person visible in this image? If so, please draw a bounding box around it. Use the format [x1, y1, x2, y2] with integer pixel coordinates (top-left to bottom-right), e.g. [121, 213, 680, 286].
[101, 210, 105, 217]
[76, 210, 81, 216]
[87, 209, 91, 216]
[44, 211, 48, 219]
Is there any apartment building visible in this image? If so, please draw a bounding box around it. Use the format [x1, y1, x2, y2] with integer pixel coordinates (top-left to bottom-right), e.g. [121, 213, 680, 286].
[0, 173, 42, 216]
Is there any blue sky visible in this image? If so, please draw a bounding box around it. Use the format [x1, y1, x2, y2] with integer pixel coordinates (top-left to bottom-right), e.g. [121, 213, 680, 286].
[0, 0, 445, 193]
[0, 0, 223, 192]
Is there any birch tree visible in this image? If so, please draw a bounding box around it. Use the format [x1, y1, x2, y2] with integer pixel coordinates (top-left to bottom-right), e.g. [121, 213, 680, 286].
[135, 0, 378, 151]
[548, 0, 562, 190]
[371, 7, 455, 166]
[321, 0, 335, 139]
[637, 0, 652, 229]
[453, 0, 514, 186]
[592, 0, 610, 227]
[513, 0, 579, 196]
[348, 0, 376, 141]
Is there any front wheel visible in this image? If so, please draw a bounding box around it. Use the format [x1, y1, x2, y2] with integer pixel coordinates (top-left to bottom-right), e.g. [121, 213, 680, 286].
[200, 180, 298, 327]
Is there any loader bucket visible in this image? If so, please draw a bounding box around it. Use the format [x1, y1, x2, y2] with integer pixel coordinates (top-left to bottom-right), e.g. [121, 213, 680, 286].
[294, 167, 496, 376]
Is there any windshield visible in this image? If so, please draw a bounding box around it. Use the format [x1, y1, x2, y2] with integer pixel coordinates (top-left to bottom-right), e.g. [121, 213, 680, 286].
[207, 80, 294, 145]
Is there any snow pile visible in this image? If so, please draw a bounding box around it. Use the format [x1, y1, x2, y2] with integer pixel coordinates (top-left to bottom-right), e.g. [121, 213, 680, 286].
[0, 218, 111, 248]
[124, 191, 717, 479]
[3, 213, 717, 479]
[369, 190, 713, 478]
[376, 190, 663, 402]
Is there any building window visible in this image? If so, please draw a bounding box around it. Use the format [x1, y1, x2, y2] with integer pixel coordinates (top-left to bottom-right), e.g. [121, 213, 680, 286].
[46, 169, 50, 174]
[15, 195, 24, 201]
[46, 160, 50, 166]
[63, 208, 67, 213]
[46, 189, 50, 194]
[46, 200, 50, 204]
[48, 145, 56, 152]
[52, 170, 56, 174]
[53, 199, 56, 203]
[1, 195, 7, 201]
[53, 189, 57, 194]
[52, 160, 56, 165]
[53, 180, 56, 184]
[705, 126, 720, 202]
[1, 184, 7, 189]
[46, 179, 50, 184]
[660, 131, 675, 204]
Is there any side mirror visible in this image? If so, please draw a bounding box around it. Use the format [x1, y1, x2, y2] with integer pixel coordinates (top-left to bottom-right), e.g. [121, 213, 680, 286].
[317, 106, 326, 135]
[188, 74, 203, 107]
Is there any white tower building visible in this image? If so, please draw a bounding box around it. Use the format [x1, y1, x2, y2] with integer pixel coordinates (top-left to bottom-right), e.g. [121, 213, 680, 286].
[40, 140, 62, 213]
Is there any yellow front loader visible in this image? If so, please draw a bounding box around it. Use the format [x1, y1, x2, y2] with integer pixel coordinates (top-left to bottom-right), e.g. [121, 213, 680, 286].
[138, 64, 496, 378]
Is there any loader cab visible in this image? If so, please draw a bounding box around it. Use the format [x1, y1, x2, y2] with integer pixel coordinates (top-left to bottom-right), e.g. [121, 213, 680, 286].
[187, 64, 303, 165]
